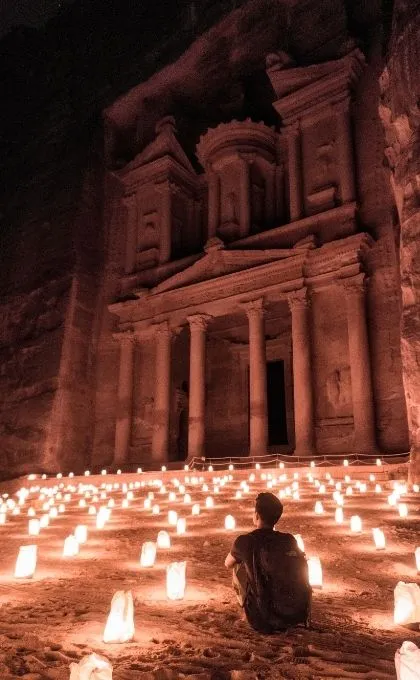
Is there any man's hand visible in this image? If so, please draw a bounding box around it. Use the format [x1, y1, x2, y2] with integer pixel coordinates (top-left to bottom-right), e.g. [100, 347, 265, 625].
[224, 552, 237, 569]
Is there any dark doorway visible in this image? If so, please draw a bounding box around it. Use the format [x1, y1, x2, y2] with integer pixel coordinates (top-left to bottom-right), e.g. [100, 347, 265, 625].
[266, 360, 288, 446]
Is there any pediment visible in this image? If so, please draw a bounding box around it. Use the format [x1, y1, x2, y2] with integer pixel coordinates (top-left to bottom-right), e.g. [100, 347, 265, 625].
[152, 238, 304, 294]
[126, 116, 195, 175]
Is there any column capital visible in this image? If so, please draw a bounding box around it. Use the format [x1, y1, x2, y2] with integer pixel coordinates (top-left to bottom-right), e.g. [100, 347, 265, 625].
[282, 121, 300, 137]
[112, 330, 136, 346]
[187, 314, 212, 332]
[341, 273, 368, 297]
[288, 288, 310, 311]
[152, 320, 172, 338]
[243, 297, 265, 319]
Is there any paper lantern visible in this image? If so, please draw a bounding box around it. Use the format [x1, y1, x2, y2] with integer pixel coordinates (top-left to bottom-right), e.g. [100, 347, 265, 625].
[394, 582, 420, 625]
[343, 459, 349, 467]
[376, 458, 382, 466]
[122, 498, 129, 509]
[49, 507, 58, 518]
[157, 530, 171, 549]
[350, 515, 362, 533]
[205, 496, 214, 509]
[69, 652, 113, 680]
[103, 590, 135, 643]
[63, 535, 79, 557]
[166, 561, 186, 600]
[399, 503, 409, 518]
[27, 507, 35, 517]
[307, 556, 323, 588]
[75, 525, 88, 544]
[0, 513, 6, 525]
[415, 547, 420, 572]
[40, 514, 49, 528]
[372, 528, 386, 550]
[294, 534, 305, 552]
[140, 541, 156, 567]
[28, 519, 40, 536]
[168, 510, 178, 526]
[314, 501, 324, 515]
[225, 514, 236, 530]
[89, 506, 97, 515]
[395, 641, 420, 680]
[191, 503, 200, 516]
[335, 508, 344, 524]
[144, 498, 151, 510]
[15, 545, 37, 578]
[183, 494, 191, 504]
[375, 484, 382, 493]
[176, 518, 186, 535]
[152, 504, 160, 515]
[388, 493, 398, 506]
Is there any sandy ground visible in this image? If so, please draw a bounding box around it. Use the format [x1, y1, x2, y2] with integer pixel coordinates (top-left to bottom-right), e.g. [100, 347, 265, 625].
[0, 466, 419, 680]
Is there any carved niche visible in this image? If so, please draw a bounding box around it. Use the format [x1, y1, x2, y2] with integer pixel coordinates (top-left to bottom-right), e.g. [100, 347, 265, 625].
[196, 119, 283, 243]
[117, 116, 201, 275]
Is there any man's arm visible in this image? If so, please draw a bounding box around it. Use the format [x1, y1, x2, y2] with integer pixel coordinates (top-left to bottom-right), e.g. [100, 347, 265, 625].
[224, 551, 237, 569]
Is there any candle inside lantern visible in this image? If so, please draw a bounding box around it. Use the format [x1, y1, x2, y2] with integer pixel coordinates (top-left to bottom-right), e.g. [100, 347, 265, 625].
[350, 515, 362, 533]
[140, 541, 156, 567]
[152, 504, 160, 515]
[372, 528, 386, 550]
[168, 510, 178, 526]
[205, 496, 214, 509]
[63, 535, 79, 557]
[176, 518, 186, 535]
[335, 507, 344, 524]
[307, 556, 323, 588]
[166, 561, 186, 600]
[394, 581, 420, 625]
[28, 519, 40, 536]
[314, 501, 324, 515]
[15, 545, 37, 578]
[103, 590, 135, 643]
[398, 503, 408, 518]
[191, 503, 200, 516]
[225, 514, 236, 530]
[157, 530, 171, 549]
[75, 525, 88, 544]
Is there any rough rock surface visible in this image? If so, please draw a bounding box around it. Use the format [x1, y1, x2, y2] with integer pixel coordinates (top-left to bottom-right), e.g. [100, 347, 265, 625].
[379, 0, 420, 482]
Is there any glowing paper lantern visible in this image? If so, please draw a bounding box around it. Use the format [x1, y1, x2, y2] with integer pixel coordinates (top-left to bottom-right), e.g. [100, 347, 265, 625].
[28, 519, 40, 536]
[225, 514, 236, 530]
[294, 534, 305, 552]
[307, 556, 322, 588]
[152, 504, 160, 515]
[314, 501, 324, 515]
[399, 503, 409, 518]
[415, 547, 420, 572]
[350, 515, 362, 533]
[183, 494, 191, 504]
[394, 582, 420, 625]
[388, 493, 398, 506]
[157, 530, 171, 549]
[143, 498, 151, 510]
[395, 641, 420, 680]
[15, 545, 37, 578]
[191, 503, 200, 516]
[40, 514, 49, 528]
[69, 652, 113, 680]
[335, 508, 344, 524]
[27, 507, 35, 517]
[103, 590, 135, 643]
[176, 518, 186, 535]
[63, 535, 79, 557]
[375, 484, 382, 493]
[166, 561, 186, 600]
[75, 525, 88, 544]
[205, 496, 214, 509]
[140, 541, 156, 567]
[0, 513, 6, 525]
[168, 510, 178, 526]
[372, 528, 386, 550]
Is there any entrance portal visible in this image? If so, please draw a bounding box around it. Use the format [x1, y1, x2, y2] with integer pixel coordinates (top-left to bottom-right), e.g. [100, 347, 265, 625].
[266, 360, 288, 446]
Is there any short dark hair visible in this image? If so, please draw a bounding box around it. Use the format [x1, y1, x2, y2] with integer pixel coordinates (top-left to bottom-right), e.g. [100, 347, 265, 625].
[255, 492, 283, 527]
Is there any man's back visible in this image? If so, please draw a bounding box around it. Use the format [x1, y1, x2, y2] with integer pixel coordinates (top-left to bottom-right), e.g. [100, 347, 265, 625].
[231, 528, 310, 632]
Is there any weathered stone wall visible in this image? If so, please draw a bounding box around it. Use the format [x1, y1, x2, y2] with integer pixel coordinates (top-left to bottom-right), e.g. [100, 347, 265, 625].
[379, 0, 420, 481]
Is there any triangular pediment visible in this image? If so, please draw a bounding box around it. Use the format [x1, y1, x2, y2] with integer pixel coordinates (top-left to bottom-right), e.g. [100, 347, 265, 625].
[128, 116, 195, 175]
[152, 238, 304, 294]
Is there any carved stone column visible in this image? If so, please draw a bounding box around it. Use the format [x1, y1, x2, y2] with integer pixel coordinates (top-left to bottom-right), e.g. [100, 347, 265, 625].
[238, 156, 251, 237]
[159, 181, 173, 264]
[151, 321, 172, 466]
[335, 99, 356, 204]
[123, 194, 137, 274]
[114, 332, 135, 466]
[244, 298, 268, 456]
[207, 167, 220, 239]
[288, 289, 314, 455]
[343, 274, 376, 453]
[284, 123, 303, 221]
[187, 314, 211, 459]
[265, 164, 276, 224]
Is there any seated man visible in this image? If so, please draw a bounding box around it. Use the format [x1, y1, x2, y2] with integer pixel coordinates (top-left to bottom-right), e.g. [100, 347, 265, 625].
[225, 492, 311, 633]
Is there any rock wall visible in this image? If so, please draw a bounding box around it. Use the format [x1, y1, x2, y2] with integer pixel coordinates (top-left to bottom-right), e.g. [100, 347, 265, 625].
[379, 0, 420, 482]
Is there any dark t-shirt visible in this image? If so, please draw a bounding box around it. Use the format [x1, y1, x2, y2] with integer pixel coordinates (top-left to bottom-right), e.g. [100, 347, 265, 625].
[231, 528, 309, 632]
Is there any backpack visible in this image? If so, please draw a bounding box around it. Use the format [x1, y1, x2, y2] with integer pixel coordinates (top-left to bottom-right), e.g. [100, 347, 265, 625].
[251, 532, 311, 630]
